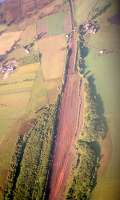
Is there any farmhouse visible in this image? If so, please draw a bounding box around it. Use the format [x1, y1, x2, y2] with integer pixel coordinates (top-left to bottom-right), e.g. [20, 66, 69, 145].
[0, 59, 17, 74]
[80, 20, 100, 35]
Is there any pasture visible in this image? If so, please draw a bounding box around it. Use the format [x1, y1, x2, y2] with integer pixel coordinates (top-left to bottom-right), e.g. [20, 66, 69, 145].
[80, 0, 120, 199]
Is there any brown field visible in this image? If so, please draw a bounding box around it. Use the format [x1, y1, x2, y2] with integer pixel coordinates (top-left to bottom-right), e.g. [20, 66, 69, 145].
[48, 31, 84, 200]
[0, 31, 22, 54]
[64, 3, 72, 33]
[49, 73, 84, 200]
[38, 0, 64, 18]
[19, 23, 36, 46]
[45, 78, 62, 103]
[38, 34, 66, 80]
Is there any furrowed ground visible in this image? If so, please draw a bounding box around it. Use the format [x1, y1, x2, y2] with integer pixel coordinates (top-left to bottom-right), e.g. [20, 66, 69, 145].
[1, 0, 119, 200]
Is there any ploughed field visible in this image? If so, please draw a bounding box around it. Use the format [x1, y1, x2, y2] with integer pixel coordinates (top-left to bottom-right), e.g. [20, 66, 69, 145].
[0, 0, 108, 199]
[49, 73, 84, 200]
[48, 31, 84, 200]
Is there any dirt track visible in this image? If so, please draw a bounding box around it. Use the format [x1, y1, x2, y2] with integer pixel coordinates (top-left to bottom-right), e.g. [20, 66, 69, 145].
[47, 1, 84, 199]
[48, 74, 84, 200]
[48, 29, 84, 200]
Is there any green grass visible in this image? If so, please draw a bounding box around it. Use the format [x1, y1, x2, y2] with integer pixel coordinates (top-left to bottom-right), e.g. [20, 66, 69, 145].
[86, 51, 120, 114]
[82, 1, 120, 199]
[92, 178, 120, 200]
[38, 10, 65, 36]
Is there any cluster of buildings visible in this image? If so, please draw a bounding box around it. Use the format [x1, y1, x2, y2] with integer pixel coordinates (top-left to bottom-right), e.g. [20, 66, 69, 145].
[80, 20, 100, 35]
[0, 59, 17, 74]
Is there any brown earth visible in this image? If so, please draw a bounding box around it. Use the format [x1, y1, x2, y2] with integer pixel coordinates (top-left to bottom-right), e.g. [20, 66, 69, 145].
[0, 0, 55, 24]
[49, 74, 84, 200]
[64, 3, 72, 33]
[0, 31, 22, 54]
[18, 118, 36, 136]
[48, 31, 84, 200]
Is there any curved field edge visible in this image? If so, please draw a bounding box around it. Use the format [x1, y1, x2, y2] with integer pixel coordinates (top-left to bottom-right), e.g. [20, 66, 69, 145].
[64, 24, 108, 200]
[4, 103, 58, 200]
[65, 79, 105, 200]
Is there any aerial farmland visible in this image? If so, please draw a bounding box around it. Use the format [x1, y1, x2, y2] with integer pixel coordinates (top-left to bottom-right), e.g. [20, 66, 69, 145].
[0, 0, 120, 200]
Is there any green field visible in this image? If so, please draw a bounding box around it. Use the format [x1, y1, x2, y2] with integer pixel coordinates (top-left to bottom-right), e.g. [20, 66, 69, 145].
[74, 0, 120, 199]
[83, 1, 120, 199]
[38, 10, 65, 36]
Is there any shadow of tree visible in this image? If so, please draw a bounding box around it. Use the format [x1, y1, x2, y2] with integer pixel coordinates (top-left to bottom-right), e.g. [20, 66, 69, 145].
[87, 75, 108, 139]
[91, 2, 112, 20]
[80, 42, 89, 58]
[78, 29, 108, 140]
[79, 41, 89, 74]
[90, 141, 101, 158]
